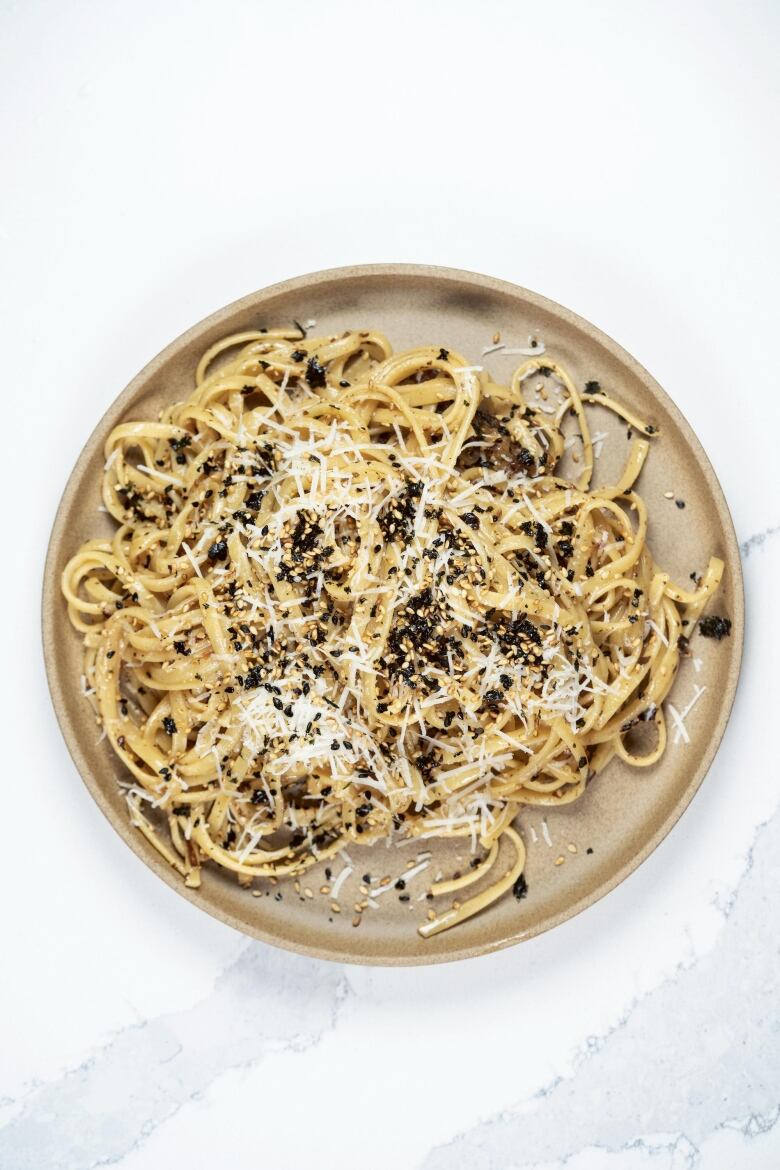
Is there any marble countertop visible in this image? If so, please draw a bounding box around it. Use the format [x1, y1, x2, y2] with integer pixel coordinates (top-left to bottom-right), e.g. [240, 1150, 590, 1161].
[2, 2, 779, 1167]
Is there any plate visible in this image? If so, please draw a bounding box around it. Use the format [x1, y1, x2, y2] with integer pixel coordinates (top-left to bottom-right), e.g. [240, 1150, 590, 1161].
[42, 264, 744, 964]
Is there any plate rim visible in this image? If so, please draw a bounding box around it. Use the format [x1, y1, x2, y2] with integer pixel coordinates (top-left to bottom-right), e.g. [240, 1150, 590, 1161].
[41, 263, 745, 965]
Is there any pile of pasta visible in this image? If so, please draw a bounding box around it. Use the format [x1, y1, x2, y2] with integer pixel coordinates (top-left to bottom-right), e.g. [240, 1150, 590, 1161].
[62, 328, 722, 936]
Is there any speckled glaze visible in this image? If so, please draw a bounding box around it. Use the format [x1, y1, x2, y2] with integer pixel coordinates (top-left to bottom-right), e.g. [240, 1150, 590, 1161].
[42, 265, 743, 965]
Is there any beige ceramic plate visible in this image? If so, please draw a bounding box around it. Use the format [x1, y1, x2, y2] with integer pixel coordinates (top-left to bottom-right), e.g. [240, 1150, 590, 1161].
[43, 265, 743, 965]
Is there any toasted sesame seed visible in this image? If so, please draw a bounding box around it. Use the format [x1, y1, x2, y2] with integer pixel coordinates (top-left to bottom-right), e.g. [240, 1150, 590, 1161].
[554, 856, 565, 866]
[320, 884, 330, 895]
[330, 901, 341, 913]
[567, 843, 577, 854]
[427, 909, 436, 921]
[352, 915, 361, 927]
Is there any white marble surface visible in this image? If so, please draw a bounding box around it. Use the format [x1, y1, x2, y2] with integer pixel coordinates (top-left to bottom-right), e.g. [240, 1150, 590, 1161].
[2, 1, 779, 1167]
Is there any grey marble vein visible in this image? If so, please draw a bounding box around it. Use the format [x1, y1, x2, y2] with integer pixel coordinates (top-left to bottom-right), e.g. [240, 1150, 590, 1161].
[740, 524, 780, 558]
[421, 801, 780, 1170]
[0, 945, 349, 1170]
[726, 1104, 780, 1138]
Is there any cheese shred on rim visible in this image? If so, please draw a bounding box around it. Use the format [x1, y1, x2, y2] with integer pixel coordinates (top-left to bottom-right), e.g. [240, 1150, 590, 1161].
[62, 328, 723, 937]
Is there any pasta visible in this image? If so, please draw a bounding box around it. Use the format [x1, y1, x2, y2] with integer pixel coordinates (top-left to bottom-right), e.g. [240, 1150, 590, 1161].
[62, 327, 723, 937]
